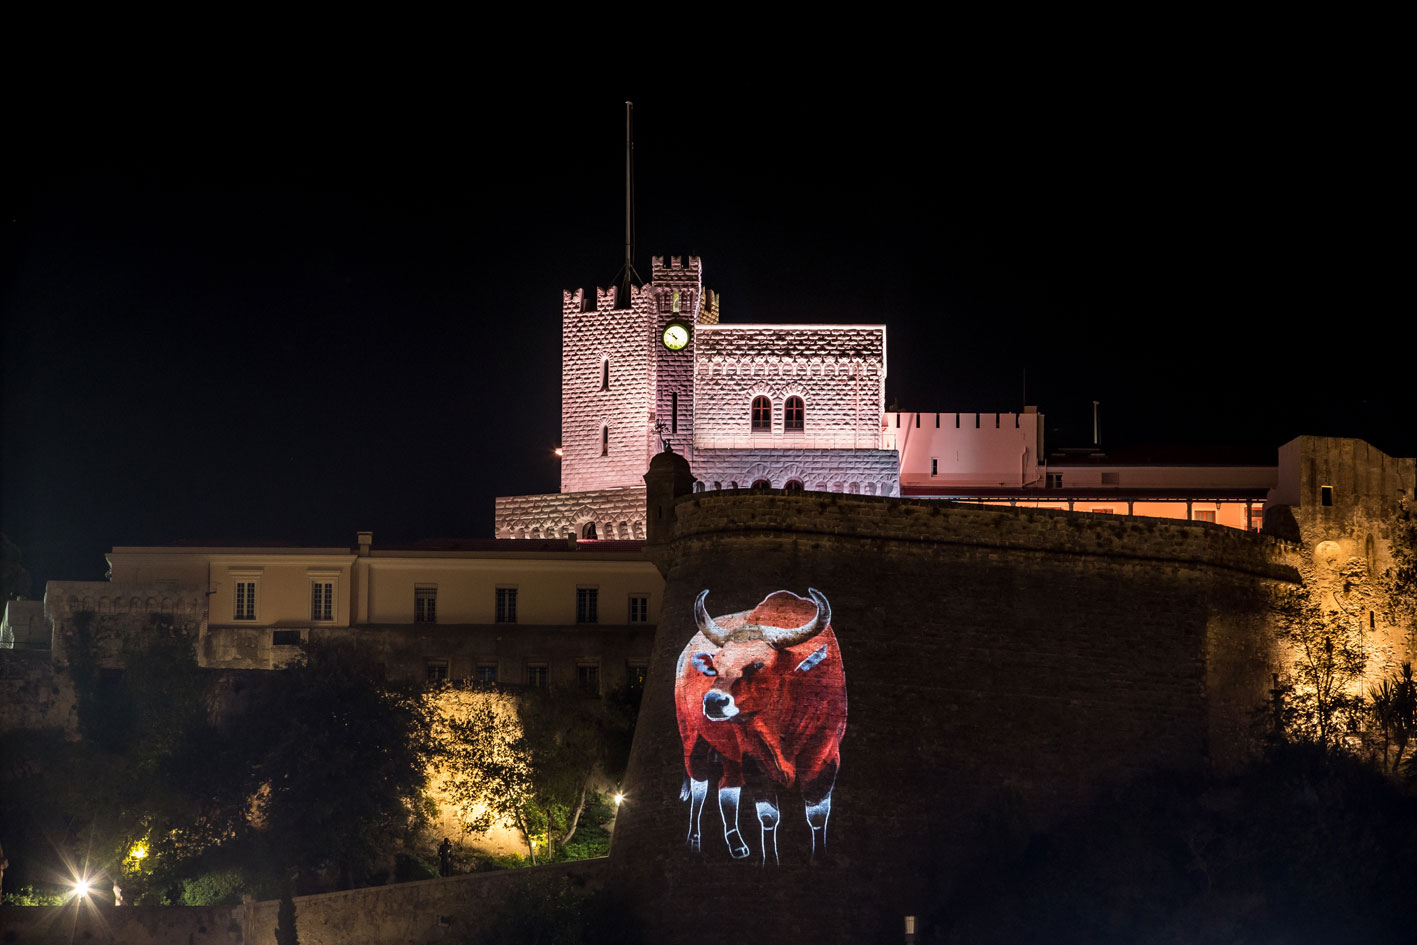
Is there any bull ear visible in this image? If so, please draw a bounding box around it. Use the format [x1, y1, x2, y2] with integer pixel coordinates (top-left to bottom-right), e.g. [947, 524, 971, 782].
[691, 652, 717, 677]
[795, 644, 828, 673]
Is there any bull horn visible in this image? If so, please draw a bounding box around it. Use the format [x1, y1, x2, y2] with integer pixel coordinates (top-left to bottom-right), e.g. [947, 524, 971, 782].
[694, 589, 730, 646]
[759, 588, 831, 649]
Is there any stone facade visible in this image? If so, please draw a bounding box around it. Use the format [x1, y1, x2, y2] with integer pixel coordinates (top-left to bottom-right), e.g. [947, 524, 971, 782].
[560, 256, 721, 497]
[495, 486, 647, 539]
[1269, 435, 1417, 676]
[692, 446, 900, 495]
[510, 255, 897, 533]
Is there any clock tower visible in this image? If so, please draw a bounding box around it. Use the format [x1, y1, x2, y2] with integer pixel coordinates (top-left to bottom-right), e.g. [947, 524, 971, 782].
[559, 255, 718, 496]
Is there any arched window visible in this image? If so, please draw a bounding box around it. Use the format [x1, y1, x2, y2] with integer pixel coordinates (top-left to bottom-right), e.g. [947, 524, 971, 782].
[713, 481, 722, 490]
[601, 359, 609, 390]
[784, 396, 804, 433]
[582, 522, 598, 539]
[693, 481, 704, 493]
[601, 426, 608, 456]
[751, 478, 771, 489]
[728, 481, 739, 489]
[785, 479, 804, 493]
[751, 395, 772, 432]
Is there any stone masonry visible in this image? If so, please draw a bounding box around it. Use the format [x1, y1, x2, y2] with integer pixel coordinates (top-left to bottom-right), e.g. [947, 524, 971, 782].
[613, 488, 1298, 944]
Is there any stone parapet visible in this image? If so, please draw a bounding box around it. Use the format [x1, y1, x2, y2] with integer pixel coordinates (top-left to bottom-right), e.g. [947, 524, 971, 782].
[494, 487, 647, 540]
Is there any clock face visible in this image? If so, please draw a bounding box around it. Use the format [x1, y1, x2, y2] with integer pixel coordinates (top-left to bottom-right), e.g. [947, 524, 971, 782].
[662, 322, 689, 351]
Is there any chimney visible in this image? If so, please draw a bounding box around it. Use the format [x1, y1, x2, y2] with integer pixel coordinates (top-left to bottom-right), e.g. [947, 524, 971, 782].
[357, 531, 372, 557]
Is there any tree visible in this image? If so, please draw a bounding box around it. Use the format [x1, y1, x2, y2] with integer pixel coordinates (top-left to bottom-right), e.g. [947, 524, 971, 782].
[1272, 587, 1368, 750]
[519, 686, 634, 857]
[435, 685, 636, 865]
[244, 640, 435, 892]
[436, 689, 540, 863]
[1369, 663, 1416, 775]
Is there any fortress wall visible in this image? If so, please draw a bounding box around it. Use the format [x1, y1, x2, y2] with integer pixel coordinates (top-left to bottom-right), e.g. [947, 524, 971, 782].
[614, 492, 1294, 944]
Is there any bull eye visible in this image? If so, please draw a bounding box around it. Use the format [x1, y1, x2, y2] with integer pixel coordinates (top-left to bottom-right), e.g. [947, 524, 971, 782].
[743, 661, 766, 677]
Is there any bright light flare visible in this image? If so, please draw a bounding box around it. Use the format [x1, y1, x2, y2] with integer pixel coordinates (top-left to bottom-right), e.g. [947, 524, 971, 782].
[129, 842, 148, 860]
[73, 879, 91, 898]
[613, 792, 625, 806]
[553, 447, 564, 458]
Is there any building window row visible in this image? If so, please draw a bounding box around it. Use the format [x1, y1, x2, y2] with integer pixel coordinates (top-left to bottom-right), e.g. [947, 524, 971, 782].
[234, 582, 647, 626]
[750, 395, 805, 433]
[418, 659, 643, 697]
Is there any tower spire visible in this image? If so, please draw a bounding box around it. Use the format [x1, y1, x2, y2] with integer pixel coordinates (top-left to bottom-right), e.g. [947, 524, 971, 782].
[612, 101, 643, 306]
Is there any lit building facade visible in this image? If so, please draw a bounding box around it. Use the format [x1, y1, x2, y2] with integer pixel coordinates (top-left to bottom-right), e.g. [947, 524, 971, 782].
[495, 255, 1285, 539]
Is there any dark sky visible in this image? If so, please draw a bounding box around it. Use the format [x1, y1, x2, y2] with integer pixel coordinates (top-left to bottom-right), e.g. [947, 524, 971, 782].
[3, 54, 1410, 588]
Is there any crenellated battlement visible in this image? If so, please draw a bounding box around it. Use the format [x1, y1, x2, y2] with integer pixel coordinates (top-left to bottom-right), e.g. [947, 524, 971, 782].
[651, 255, 702, 281]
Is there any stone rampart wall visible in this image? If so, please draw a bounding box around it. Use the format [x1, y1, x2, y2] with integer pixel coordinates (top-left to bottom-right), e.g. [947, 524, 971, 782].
[614, 491, 1296, 944]
[242, 858, 609, 945]
[0, 903, 240, 945]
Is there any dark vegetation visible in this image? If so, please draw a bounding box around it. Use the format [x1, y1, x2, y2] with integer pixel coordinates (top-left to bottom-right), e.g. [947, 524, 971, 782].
[0, 630, 633, 916]
[928, 743, 1417, 945]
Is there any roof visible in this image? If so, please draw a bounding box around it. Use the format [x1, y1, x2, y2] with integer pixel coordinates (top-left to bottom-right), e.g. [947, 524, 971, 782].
[900, 486, 1270, 501]
[1046, 444, 1277, 467]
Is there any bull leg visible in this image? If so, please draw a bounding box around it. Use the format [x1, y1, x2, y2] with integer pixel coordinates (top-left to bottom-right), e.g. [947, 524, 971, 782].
[717, 786, 750, 858]
[755, 794, 781, 866]
[685, 778, 708, 852]
[804, 792, 832, 856]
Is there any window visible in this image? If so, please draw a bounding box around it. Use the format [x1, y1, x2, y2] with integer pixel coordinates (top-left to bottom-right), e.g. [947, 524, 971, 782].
[1321, 485, 1333, 507]
[527, 664, 548, 688]
[1193, 509, 1217, 523]
[415, 586, 437, 623]
[785, 479, 803, 493]
[601, 358, 609, 390]
[931, 458, 938, 477]
[272, 629, 301, 646]
[234, 581, 257, 621]
[577, 587, 598, 624]
[751, 395, 771, 432]
[671, 392, 678, 434]
[1249, 506, 1265, 532]
[751, 478, 770, 489]
[496, 587, 517, 623]
[1046, 473, 1063, 489]
[601, 426, 608, 456]
[476, 663, 498, 685]
[578, 663, 600, 695]
[426, 660, 449, 684]
[311, 581, 334, 622]
[627, 663, 647, 693]
[629, 594, 649, 623]
[784, 396, 804, 433]
[582, 521, 598, 539]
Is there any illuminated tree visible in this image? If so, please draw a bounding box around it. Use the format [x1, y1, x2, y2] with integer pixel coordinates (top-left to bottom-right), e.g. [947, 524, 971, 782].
[1272, 587, 1368, 750]
[436, 690, 541, 863]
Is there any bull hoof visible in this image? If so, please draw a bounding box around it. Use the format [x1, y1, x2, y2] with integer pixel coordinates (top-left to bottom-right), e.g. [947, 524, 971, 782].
[725, 829, 750, 859]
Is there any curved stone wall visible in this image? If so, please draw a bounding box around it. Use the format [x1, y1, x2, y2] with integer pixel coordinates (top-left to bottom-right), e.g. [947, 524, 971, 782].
[612, 491, 1297, 943]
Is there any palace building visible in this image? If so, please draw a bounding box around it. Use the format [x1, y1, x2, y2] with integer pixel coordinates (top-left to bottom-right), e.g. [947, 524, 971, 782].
[494, 255, 1279, 541]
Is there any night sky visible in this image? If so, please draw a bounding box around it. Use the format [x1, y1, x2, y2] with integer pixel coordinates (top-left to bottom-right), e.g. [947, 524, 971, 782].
[4, 58, 1410, 589]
